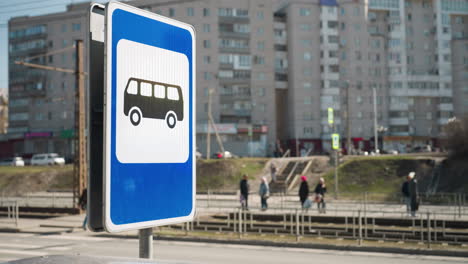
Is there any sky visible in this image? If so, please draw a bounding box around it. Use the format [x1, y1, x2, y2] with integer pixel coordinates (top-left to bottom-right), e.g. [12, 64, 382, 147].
[0, 0, 109, 96]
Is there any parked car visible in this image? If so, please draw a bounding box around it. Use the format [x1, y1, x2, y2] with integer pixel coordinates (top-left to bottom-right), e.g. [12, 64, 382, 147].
[31, 153, 66, 166]
[0, 157, 25, 166]
[212, 151, 237, 159]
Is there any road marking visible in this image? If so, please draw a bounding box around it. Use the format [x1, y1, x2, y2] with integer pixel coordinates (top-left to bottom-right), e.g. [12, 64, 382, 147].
[0, 249, 47, 256]
[0, 243, 37, 249]
[49, 247, 72, 251]
[43, 235, 111, 242]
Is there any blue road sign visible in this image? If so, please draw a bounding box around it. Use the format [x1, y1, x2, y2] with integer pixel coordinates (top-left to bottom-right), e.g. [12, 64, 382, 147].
[104, 1, 196, 232]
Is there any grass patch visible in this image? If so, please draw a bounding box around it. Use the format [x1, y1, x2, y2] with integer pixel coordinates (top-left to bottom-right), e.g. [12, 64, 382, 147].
[197, 158, 267, 192]
[322, 156, 427, 200]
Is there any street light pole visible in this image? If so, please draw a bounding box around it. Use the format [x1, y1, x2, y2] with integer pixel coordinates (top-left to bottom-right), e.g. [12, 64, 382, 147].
[206, 89, 213, 160]
[343, 81, 351, 154]
[373, 87, 378, 154]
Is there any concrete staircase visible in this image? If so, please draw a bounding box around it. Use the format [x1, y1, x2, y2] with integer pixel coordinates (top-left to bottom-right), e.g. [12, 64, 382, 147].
[270, 161, 310, 193]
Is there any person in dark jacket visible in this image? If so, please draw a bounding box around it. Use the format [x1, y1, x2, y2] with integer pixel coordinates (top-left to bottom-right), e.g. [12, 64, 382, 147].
[239, 174, 249, 210]
[402, 172, 418, 217]
[78, 188, 87, 230]
[314, 178, 327, 214]
[298, 175, 309, 207]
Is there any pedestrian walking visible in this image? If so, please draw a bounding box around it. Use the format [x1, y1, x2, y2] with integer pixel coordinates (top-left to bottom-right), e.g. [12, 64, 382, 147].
[402, 172, 418, 217]
[239, 174, 249, 210]
[314, 178, 327, 214]
[298, 175, 309, 207]
[259, 177, 270, 210]
[78, 188, 87, 230]
[270, 163, 277, 182]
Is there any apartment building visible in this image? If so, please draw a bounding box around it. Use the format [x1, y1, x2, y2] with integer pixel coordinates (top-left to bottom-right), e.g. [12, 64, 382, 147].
[5, 0, 468, 158]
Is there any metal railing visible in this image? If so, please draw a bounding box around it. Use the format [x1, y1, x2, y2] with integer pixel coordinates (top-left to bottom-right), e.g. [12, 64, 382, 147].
[2, 200, 19, 227]
[166, 206, 468, 247]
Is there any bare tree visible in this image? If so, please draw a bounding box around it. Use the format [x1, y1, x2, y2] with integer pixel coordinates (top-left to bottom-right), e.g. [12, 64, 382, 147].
[442, 115, 468, 159]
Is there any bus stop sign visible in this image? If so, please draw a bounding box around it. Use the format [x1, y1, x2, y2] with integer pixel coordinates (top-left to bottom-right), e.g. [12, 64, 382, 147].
[104, 1, 195, 232]
[332, 133, 340, 150]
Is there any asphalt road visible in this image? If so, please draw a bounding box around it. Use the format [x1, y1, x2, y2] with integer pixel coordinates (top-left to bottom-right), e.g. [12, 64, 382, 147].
[0, 232, 466, 264]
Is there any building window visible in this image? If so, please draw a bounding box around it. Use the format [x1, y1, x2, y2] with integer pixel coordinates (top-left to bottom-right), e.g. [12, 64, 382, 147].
[257, 27, 264, 35]
[299, 24, 311, 31]
[61, 24, 67, 32]
[257, 11, 264, 20]
[203, 56, 211, 64]
[303, 82, 312, 90]
[257, 41, 264, 51]
[303, 52, 312, 61]
[301, 39, 312, 47]
[72, 23, 81, 31]
[353, 7, 360, 16]
[204, 72, 211, 80]
[258, 87, 265, 96]
[304, 97, 312, 105]
[203, 8, 210, 17]
[256, 72, 266, 80]
[203, 24, 210, 32]
[304, 127, 313, 136]
[169, 8, 175, 17]
[300, 8, 311, 16]
[203, 40, 211, 48]
[187, 7, 194, 16]
[254, 56, 265, 65]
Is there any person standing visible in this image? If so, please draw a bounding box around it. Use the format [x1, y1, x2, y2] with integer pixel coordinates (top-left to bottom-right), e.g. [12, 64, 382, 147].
[270, 163, 277, 182]
[78, 188, 87, 230]
[239, 174, 249, 210]
[259, 177, 270, 210]
[298, 175, 309, 207]
[314, 178, 327, 214]
[402, 172, 418, 217]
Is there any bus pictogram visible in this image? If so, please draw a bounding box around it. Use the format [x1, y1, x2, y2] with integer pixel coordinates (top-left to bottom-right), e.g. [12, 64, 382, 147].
[123, 78, 184, 128]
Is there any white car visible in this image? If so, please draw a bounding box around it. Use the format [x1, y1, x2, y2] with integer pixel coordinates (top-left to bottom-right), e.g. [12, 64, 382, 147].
[0, 157, 25, 166]
[31, 153, 65, 166]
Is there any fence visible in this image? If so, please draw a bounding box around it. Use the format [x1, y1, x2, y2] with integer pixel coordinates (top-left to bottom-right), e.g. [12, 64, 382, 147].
[167, 207, 468, 247]
[197, 191, 468, 220]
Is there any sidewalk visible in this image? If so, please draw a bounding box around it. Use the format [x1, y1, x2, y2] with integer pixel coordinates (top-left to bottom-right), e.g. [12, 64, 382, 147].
[1, 213, 468, 259]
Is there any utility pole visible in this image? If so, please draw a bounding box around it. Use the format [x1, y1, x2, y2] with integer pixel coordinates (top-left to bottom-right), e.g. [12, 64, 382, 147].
[206, 89, 212, 160]
[74, 40, 86, 209]
[373, 87, 378, 154]
[14, 43, 85, 210]
[345, 81, 351, 155]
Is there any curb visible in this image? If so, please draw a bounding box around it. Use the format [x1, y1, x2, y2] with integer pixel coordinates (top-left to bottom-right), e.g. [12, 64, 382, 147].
[3, 225, 467, 258]
[97, 233, 468, 258]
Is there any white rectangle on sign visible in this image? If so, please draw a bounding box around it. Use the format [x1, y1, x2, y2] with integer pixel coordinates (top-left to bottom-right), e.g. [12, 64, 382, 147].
[116, 39, 189, 163]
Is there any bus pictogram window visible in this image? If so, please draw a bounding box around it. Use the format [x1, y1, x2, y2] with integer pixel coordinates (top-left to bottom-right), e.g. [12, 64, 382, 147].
[141, 82, 152, 97]
[167, 87, 179, 101]
[127, 80, 138, 95]
[154, 84, 165, 99]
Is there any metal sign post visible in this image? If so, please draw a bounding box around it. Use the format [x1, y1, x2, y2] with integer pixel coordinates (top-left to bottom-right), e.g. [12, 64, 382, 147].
[88, 1, 196, 259]
[332, 133, 340, 199]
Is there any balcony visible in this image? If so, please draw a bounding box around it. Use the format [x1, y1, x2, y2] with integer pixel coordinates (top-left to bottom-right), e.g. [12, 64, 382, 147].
[389, 118, 409, 126]
[219, 46, 250, 54]
[220, 109, 251, 117]
[220, 93, 251, 101]
[275, 81, 287, 89]
[321, 87, 340, 95]
[438, 118, 450, 125]
[388, 103, 409, 111]
[219, 31, 249, 39]
[438, 103, 453, 111]
[218, 16, 249, 24]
